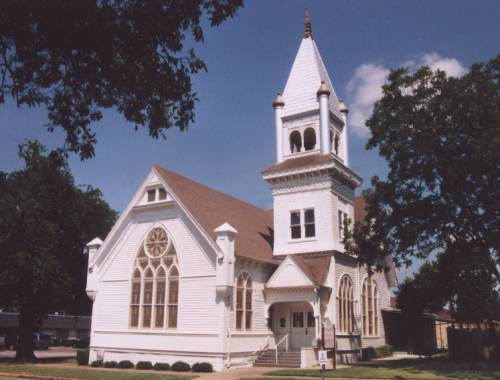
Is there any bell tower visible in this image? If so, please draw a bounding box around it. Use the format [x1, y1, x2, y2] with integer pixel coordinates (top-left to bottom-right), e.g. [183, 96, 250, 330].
[262, 14, 362, 257]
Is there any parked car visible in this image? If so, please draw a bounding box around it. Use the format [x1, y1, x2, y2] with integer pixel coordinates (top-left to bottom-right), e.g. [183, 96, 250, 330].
[32, 333, 50, 350]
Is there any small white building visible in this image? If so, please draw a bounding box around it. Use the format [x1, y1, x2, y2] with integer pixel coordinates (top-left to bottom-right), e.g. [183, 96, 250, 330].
[86, 16, 397, 370]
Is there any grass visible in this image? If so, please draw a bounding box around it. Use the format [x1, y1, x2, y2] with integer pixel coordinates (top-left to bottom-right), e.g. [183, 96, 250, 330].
[0, 363, 195, 380]
[249, 358, 500, 379]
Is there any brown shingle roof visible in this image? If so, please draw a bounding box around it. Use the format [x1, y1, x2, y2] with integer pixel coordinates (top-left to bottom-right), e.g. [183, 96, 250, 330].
[261, 153, 335, 174]
[289, 255, 331, 286]
[154, 165, 275, 263]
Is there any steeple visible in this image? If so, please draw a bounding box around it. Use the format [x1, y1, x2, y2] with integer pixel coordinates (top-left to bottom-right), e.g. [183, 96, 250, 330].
[281, 20, 342, 120]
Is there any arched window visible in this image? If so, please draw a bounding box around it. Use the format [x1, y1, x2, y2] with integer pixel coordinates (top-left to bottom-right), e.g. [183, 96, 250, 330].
[334, 133, 340, 155]
[362, 277, 379, 336]
[129, 227, 179, 329]
[303, 128, 316, 151]
[235, 273, 253, 330]
[167, 266, 179, 328]
[338, 275, 354, 333]
[290, 131, 302, 153]
[129, 269, 142, 328]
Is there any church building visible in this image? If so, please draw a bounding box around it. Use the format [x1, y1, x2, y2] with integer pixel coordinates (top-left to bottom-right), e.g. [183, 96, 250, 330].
[85, 15, 397, 370]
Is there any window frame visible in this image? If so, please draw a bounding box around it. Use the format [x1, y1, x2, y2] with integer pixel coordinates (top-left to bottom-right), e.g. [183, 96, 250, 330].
[235, 273, 253, 331]
[129, 226, 179, 331]
[338, 274, 355, 334]
[362, 276, 379, 337]
[290, 208, 316, 240]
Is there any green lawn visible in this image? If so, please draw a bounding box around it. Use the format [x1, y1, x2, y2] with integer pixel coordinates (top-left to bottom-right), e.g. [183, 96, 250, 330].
[249, 358, 500, 379]
[0, 363, 195, 380]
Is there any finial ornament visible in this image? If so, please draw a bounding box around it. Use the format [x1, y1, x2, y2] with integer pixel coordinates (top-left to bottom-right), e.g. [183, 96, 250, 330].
[304, 10, 312, 39]
[272, 93, 285, 108]
[317, 81, 330, 97]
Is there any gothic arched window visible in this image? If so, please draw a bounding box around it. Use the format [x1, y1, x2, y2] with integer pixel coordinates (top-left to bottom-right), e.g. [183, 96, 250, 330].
[338, 275, 354, 333]
[129, 227, 179, 330]
[303, 127, 316, 151]
[290, 131, 302, 153]
[362, 276, 379, 336]
[235, 273, 253, 330]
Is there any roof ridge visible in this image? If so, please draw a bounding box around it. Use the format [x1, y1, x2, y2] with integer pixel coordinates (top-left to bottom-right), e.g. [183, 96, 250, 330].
[154, 165, 269, 214]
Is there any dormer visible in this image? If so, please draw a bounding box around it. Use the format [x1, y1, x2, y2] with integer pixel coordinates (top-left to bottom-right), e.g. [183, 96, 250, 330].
[136, 173, 173, 207]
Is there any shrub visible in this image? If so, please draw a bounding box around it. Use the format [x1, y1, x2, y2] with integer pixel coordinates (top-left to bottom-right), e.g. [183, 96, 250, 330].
[136, 361, 153, 370]
[104, 361, 118, 368]
[375, 345, 393, 358]
[153, 362, 170, 371]
[90, 359, 103, 367]
[76, 349, 89, 365]
[118, 360, 134, 369]
[74, 338, 90, 349]
[171, 361, 190, 372]
[361, 346, 376, 361]
[192, 362, 213, 372]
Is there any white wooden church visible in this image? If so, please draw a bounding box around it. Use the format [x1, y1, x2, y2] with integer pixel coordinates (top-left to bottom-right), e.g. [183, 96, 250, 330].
[85, 16, 397, 370]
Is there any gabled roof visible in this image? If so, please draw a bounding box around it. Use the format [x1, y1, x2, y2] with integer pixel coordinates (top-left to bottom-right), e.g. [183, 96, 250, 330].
[282, 36, 342, 120]
[266, 255, 331, 289]
[154, 165, 274, 264]
[290, 255, 331, 286]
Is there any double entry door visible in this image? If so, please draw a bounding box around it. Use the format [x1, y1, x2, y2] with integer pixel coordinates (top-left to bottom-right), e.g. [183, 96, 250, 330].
[290, 304, 315, 348]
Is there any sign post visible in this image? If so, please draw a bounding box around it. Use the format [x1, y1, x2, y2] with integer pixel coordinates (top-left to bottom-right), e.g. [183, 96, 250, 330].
[318, 350, 327, 380]
[322, 319, 336, 370]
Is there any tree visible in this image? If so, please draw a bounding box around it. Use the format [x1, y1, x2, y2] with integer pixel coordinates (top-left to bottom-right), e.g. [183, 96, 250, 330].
[0, 141, 117, 361]
[344, 55, 500, 321]
[0, 0, 244, 159]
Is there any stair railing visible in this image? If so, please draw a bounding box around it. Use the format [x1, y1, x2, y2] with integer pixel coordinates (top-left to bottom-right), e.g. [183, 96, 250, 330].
[252, 335, 271, 364]
[274, 333, 288, 364]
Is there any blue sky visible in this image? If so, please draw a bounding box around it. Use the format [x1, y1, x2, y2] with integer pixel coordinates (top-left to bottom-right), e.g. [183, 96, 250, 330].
[1, 1, 499, 279]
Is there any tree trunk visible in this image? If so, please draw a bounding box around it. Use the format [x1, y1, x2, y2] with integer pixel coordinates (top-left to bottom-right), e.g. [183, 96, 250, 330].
[14, 303, 36, 362]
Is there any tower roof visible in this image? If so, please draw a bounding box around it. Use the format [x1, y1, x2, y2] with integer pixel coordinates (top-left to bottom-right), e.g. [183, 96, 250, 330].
[281, 21, 342, 120]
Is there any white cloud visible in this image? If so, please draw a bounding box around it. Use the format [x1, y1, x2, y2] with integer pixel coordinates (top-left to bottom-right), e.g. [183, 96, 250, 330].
[420, 52, 467, 77]
[346, 63, 389, 137]
[346, 53, 466, 137]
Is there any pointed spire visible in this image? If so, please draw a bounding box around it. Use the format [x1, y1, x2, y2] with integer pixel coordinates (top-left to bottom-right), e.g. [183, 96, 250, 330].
[304, 10, 312, 39]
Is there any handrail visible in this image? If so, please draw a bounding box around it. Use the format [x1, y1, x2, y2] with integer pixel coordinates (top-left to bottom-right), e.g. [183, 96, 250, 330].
[253, 335, 271, 363]
[274, 333, 288, 364]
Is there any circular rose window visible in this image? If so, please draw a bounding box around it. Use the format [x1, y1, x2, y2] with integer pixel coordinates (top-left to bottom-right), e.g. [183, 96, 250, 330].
[144, 227, 169, 258]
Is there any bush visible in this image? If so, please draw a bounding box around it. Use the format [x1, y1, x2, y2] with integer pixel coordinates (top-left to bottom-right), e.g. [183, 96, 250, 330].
[74, 338, 90, 349]
[90, 359, 103, 367]
[118, 360, 134, 369]
[104, 361, 118, 368]
[153, 362, 170, 371]
[375, 345, 393, 358]
[136, 361, 153, 370]
[76, 349, 89, 365]
[192, 362, 213, 372]
[171, 361, 191, 372]
[361, 346, 377, 361]
[362, 345, 393, 361]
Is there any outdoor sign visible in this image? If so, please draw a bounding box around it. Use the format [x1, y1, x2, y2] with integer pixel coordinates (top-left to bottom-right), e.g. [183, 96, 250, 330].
[318, 350, 328, 365]
[322, 319, 335, 349]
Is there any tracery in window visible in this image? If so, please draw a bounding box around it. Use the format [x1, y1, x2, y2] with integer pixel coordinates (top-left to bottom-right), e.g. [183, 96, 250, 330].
[362, 276, 379, 336]
[303, 127, 316, 151]
[338, 275, 354, 333]
[129, 227, 179, 330]
[235, 273, 253, 330]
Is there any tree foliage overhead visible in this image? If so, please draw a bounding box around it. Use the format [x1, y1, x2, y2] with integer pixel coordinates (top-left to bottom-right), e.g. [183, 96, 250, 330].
[0, 0, 244, 159]
[345, 55, 500, 276]
[0, 140, 117, 360]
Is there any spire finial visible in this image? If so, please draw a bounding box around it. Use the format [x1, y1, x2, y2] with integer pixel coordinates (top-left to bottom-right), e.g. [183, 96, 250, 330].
[304, 10, 312, 39]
